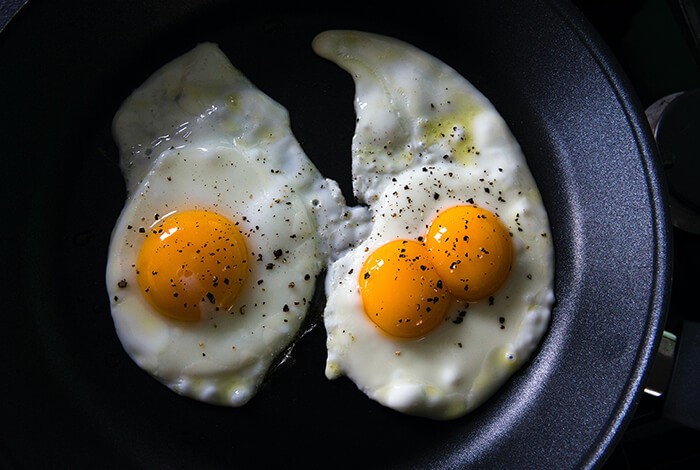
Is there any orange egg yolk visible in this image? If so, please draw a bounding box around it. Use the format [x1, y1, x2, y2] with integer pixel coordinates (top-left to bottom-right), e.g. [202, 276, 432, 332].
[136, 210, 249, 322]
[425, 205, 513, 301]
[359, 239, 451, 339]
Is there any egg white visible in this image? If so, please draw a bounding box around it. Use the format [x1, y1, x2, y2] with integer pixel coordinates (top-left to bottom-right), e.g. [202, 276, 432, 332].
[106, 42, 366, 406]
[313, 30, 555, 420]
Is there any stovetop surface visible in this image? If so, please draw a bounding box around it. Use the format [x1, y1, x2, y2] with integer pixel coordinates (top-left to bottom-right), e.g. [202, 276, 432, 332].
[574, 1, 700, 468]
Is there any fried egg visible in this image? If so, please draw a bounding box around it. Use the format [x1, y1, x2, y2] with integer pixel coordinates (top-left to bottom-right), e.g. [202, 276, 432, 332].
[313, 30, 555, 420]
[105, 42, 367, 406]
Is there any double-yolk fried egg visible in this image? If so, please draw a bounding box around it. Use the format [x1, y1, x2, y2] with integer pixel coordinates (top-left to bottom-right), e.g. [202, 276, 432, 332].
[313, 30, 555, 420]
[105, 43, 367, 406]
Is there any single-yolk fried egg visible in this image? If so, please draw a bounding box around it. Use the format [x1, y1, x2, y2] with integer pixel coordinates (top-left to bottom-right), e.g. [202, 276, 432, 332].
[105, 42, 367, 406]
[313, 30, 555, 420]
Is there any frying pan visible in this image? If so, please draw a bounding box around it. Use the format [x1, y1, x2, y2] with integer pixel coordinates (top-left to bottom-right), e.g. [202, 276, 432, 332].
[0, 0, 672, 468]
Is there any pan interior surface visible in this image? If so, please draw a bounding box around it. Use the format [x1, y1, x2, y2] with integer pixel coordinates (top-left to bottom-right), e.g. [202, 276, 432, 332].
[1, 1, 670, 468]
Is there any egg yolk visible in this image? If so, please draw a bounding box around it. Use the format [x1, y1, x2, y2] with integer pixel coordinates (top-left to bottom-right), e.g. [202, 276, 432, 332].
[359, 239, 450, 338]
[425, 205, 513, 301]
[136, 210, 249, 322]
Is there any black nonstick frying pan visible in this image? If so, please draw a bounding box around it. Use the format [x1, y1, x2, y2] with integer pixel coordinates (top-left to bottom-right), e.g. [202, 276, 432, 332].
[0, 1, 672, 468]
